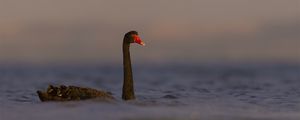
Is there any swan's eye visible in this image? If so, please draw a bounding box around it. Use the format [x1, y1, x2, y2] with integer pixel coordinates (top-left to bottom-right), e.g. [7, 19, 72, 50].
[132, 35, 145, 46]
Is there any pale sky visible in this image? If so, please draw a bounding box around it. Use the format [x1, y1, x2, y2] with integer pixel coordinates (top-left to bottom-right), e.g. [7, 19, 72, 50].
[0, 0, 299, 64]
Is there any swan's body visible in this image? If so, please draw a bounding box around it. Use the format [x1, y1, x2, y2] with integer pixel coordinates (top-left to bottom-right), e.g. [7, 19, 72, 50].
[37, 31, 145, 101]
[37, 85, 114, 101]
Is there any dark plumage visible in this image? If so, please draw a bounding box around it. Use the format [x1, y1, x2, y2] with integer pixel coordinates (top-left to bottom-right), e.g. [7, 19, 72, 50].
[37, 31, 144, 101]
[37, 85, 114, 101]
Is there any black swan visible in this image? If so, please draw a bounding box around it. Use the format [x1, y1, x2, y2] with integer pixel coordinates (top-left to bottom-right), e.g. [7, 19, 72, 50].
[37, 31, 145, 101]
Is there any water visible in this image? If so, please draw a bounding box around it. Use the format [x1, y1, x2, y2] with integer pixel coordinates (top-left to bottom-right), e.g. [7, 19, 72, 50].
[1, 63, 300, 120]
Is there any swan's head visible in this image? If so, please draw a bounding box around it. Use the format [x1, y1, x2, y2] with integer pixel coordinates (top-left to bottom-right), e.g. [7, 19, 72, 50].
[124, 31, 145, 46]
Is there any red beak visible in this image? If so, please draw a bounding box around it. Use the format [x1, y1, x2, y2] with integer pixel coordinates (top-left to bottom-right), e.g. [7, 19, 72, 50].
[133, 35, 145, 46]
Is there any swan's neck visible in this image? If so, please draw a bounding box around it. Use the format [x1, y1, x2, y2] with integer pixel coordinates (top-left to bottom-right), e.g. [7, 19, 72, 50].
[122, 42, 135, 100]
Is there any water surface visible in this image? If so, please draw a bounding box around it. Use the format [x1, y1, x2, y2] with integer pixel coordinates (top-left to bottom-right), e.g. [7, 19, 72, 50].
[1, 63, 300, 120]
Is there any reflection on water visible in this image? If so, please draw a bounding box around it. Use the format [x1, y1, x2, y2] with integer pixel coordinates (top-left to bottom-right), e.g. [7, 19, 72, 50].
[0, 63, 300, 120]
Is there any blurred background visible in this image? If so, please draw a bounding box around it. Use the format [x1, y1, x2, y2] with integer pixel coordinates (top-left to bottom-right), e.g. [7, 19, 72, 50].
[0, 0, 299, 65]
